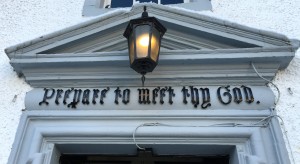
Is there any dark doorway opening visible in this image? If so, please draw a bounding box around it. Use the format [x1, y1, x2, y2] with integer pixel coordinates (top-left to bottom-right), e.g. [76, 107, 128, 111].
[60, 149, 229, 164]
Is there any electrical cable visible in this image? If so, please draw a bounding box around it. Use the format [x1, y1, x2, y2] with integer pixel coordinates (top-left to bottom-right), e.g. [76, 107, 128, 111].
[251, 62, 295, 163]
[251, 62, 280, 105]
[133, 113, 276, 150]
[132, 112, 295, 163]
[133, 123, 159, 150]
[272, 114, 296, 164]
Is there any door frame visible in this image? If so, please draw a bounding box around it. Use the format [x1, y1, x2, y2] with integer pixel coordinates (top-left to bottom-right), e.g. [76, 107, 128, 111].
[9, 110, 290, 164]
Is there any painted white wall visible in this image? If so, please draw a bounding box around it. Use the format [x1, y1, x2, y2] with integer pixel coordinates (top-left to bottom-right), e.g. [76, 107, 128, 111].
[0, 1, 89, 163]
[202, 1, 300, 163]
[0, 0, 299, 163]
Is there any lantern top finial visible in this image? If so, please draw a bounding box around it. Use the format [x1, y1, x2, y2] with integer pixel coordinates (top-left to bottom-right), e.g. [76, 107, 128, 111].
[142, 6, 148, 18]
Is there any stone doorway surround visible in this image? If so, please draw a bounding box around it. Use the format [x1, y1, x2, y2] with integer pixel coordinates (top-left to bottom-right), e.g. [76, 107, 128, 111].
[10, 110, 289, 164]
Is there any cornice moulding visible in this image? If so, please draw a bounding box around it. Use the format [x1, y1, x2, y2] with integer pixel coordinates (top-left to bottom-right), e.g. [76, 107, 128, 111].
[9, 48, 293, 87]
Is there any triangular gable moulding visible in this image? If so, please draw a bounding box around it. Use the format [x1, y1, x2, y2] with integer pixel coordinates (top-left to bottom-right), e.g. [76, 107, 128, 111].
[5, 3, 300, 87]
[5, 3, 297, 56]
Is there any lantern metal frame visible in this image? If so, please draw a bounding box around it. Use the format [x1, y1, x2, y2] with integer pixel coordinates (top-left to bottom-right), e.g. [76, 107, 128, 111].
[123, 6, 166, 85]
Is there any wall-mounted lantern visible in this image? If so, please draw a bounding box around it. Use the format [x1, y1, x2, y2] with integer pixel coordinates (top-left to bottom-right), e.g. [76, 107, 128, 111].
[123, 6, 166, 86]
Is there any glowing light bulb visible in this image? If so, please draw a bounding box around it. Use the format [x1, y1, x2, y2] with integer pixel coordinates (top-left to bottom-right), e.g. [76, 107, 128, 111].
[138, 34, 149, 47]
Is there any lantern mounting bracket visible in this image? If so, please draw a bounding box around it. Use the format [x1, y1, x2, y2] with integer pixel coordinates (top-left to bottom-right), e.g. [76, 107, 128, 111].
[142, 6, 148, 18]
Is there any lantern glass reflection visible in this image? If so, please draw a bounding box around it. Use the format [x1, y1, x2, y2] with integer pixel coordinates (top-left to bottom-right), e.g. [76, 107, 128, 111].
[135, 25, 150, 58]
[129, 32, 135, 64]
[150, 28, 159, 62]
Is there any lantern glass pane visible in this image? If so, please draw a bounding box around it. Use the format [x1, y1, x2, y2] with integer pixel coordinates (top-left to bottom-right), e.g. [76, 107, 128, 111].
[129, 32, 134, 64]
[150, 28, 160, 62]
[135, 25, 151, 58]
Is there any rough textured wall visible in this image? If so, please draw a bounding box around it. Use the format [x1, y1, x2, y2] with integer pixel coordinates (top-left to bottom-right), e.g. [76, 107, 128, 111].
[202, 1, 300, 163]
[0, 1, 89, 163]
[0, 0, 299, 163]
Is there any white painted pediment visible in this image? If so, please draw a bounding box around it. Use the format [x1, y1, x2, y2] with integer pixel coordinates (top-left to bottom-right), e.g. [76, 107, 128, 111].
[5, 3, 294, 56]
[5, 3, 299, 87]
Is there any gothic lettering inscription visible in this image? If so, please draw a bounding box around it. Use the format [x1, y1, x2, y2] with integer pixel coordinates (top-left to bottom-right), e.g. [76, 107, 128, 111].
[38, 86, 258, 109]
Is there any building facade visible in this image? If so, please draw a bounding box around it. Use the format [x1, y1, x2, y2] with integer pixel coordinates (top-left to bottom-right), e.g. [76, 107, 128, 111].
[1, 1, 300, 164]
